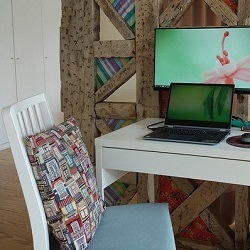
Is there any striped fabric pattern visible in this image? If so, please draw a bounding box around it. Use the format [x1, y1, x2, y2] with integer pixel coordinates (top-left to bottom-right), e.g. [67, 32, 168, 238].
[96, 57, 131, 89]
[109, 0, 135, 31]
[104, 181, 129, 206]
[105, 118, 136, 130]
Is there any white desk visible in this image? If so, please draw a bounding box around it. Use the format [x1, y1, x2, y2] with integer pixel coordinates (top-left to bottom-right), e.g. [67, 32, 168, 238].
[95, 118, 250, 197]
[95, 119, 250, 249]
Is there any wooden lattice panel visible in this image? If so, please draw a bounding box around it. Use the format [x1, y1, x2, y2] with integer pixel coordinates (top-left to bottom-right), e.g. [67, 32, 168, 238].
[60, 0, 250, 249]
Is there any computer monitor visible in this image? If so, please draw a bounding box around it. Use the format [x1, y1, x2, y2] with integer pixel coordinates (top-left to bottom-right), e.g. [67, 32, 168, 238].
[154, 26, 250, 94]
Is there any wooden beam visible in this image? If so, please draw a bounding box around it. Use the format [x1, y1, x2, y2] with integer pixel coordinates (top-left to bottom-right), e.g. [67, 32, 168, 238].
[60, 0, 99, 160]
[200, 207, 234, 249]
[238, 0, 250, 25]
[116, 184, 137, 205]
[93, 40, 135, 58]
[234, 185, 249, 250]
[236, 0, 250, 121]
[171, 177, 198, 196]
[176, 237, 228, 250]
[95, 58, 136, 103]
[135, 0, 160, 119]
[236, 94, 249, 121]
[204, 0, 238, 25]
[172, 178, 234, 248]
[154, 175, 160, 202]
[159, 0, 195, 27]
[237, 0, 250, 25]
[95, 102, 136, 119]
[95, 119, 112, 135]
[80, 0, 99, 160]
[95, 0, 134, 39]
[137, 173, 148, 203]
[61, 0, 84, 120]
[171, 181, 230, 234]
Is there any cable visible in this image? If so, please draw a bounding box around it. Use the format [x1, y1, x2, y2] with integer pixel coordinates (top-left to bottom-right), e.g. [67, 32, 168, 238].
[147, 121, 164, 131]
[232, 116, 250, 131]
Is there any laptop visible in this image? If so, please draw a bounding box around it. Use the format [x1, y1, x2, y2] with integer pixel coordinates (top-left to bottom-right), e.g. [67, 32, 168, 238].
[143, 83, 235, 145]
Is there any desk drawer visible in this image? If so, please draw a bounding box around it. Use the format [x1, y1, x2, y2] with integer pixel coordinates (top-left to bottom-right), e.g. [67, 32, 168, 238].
[102, 147, 250, 186]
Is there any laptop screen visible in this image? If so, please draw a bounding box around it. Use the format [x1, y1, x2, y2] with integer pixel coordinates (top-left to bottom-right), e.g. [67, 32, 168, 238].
[165, 83, 235, 129]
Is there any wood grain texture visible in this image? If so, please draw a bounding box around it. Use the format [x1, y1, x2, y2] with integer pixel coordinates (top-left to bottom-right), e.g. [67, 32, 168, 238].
[0, 149, 32, 250]
[235, 1, 250, 121]
[204, 0, 238, 25]
[95, 58, 136, 103]
[159, 0, 195, 27]
[116, 184, 137, 205]
[95, 102, 136, 119]
[200, 207, 234, 249]
[176, 237, 228, 250]
[135, 1, 160, 120]
[93, 40, 135, 58]
[172, 178, 234, 249]
[95, 0, 134, 39]
[171, 181, 230, 234]
[237, 0, 250, 25]
[61, 0, 99, 160]
[135, 0, 161, 205]
[61, 0, 87, 121]
[234, 185, 249, 250]
[95, 118, 113, 134]
[137, 173, 148, 203]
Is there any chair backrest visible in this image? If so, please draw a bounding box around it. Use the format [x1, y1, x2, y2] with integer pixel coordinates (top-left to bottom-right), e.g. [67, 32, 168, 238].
[2, 93, 54, 250]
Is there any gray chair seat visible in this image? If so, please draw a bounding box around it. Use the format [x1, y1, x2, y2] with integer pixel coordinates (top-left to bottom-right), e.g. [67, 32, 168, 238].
[88, 203, 176, 250]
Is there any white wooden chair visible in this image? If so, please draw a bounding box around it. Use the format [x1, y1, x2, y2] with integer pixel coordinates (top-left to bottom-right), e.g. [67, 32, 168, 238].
[2, 93, 176, 250]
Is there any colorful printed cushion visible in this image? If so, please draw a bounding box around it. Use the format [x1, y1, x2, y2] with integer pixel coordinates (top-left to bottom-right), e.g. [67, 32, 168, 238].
[26, 117, 106, 249]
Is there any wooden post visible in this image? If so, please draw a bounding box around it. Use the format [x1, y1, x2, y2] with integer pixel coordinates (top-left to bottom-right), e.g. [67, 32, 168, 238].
[234, 185, 249, 250]
[60, 0, 99, 160]
[236, 0, 250, 120]
[135, 0, 160, 119]
[135, 0, 160, 203]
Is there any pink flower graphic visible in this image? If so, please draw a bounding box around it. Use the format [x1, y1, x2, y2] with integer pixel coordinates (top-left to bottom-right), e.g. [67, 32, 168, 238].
[203, 31, 250, 84]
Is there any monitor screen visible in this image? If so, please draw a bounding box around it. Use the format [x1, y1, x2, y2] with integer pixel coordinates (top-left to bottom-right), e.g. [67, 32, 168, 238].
[154, 26, 250, 94]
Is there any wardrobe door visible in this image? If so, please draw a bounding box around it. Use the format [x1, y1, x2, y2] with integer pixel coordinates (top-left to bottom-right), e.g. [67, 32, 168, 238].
[42, 0, 63, 124]
[12, 0, 45, 100]
[0, 0, 17, 149]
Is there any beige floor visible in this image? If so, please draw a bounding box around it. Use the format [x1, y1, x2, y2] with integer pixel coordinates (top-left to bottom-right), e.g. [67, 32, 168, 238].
[0, 148, 32, 250]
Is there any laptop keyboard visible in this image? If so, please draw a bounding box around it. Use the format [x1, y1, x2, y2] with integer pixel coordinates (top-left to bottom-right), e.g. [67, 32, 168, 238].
[161, 127, 225, 140]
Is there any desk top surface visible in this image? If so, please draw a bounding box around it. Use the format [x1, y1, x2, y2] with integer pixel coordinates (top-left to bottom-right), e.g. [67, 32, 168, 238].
[95, 118, 250, 162]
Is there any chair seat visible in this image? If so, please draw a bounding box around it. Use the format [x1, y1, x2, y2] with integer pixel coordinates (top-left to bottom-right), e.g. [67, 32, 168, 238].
[88, 203, 176, 250]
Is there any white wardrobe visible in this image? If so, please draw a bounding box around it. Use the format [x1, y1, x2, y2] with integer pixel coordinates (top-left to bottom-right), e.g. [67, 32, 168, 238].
[0, 0, 63, 150]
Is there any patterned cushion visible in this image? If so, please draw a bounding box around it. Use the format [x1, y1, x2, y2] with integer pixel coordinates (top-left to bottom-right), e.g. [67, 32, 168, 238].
[26, 117, 106, 249]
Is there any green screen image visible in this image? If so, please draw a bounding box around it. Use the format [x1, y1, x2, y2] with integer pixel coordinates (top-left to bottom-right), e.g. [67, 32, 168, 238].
[167, 84, 233, 123]
[154, 27, 250, 93]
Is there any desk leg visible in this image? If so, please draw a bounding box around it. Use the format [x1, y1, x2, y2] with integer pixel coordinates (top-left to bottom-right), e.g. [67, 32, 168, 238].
[147, 174, 155, 203]
[95, 145, 129, 199]
[95, 146, 105, 198]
